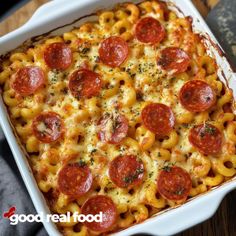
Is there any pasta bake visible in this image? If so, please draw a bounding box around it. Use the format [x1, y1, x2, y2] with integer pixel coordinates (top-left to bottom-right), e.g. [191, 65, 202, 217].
[0, 0, 236, 235]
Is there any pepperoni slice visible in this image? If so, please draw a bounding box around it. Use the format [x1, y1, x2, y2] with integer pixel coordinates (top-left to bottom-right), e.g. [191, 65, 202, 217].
[109, 155, 145, 188]
[141, 103, 175, 137]
[135, 17, 165, 44]
[157, 166, 192, 201]
[11, 66, 45, 96]
[58, 163, 92, 198]
[189, 124, 222, 155]
[32, 112, 63, 143]
[99, 36, 129, 67]
[97, 113, 128, 144]
[81, 195, 117, 232]
[68, 69, 102, 99]
[179, 80, 216, 112]
[157, 47, 190, 74]
[44, 42, 72, 70]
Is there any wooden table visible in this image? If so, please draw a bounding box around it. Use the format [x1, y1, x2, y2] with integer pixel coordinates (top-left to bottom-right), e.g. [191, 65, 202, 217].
[0, 1, 235, 235]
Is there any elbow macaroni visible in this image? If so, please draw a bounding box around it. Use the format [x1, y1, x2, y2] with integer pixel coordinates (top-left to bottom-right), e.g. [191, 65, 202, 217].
[1, 1, 236, 235]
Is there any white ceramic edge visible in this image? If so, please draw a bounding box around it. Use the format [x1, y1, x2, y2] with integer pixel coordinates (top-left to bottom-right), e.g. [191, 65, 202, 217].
[0, 1, 236, 236]
[0, 97, 62, 236]
[114, 181, 235, 236]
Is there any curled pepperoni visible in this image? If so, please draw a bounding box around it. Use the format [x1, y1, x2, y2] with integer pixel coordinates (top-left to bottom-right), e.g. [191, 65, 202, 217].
[97, 113, 128, 144]
[32, 112, 63, 143]
[157, 47, 190, 74]
[11, 66, 45, 96]
[189, 124, 222, 155]
[135, 17, 165, 44]
[141, 103, 175, 137]
[58, 163, 92, 198]
[158, 1, 170, 21]
[179, 80, 216, 112]
[44, 189, 59, 208]
[157, 166, 192, 201]
[99, 36, 129, 67]
[81, 195, 117, 232]
[109, 155, 145, 188]
[223, 102, 233, 113]
[68, 69, 102, 99]
[44, 42, 72, 70]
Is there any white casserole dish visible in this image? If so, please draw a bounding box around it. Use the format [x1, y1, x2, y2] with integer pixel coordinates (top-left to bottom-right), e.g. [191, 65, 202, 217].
[0, 0, 236, 235]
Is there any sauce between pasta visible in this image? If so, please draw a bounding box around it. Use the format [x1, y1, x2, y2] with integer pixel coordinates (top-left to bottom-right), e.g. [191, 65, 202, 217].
[1, 1, 236, 235]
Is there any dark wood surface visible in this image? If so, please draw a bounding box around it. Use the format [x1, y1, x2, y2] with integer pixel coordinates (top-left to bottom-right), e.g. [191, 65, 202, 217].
[0, 1, 235, 236]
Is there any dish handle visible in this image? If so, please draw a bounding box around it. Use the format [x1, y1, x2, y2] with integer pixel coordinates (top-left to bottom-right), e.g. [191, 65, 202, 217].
[21, 0, 65, 28]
